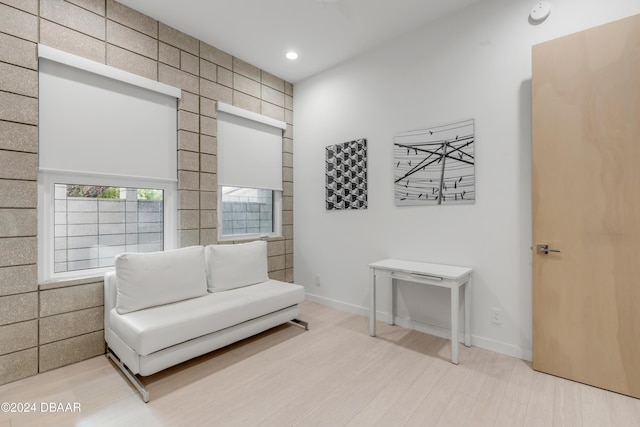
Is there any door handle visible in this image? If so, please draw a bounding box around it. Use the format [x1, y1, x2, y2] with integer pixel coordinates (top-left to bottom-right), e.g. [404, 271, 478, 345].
[537, 244, 561, 255]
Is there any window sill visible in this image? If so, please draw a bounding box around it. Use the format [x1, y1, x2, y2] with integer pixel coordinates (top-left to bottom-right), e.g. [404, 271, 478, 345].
[39, 274, 106, 291]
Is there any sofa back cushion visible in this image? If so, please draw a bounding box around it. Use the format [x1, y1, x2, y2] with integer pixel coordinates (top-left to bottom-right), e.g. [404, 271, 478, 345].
[205, 241, 269, 292]
[115, 245, 207, 314]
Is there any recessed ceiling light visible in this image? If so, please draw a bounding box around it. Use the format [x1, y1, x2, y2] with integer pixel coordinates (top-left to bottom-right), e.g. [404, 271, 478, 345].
[286, 51, 298, 60]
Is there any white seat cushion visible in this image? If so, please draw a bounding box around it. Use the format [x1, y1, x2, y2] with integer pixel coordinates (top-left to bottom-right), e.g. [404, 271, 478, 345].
[109, 280, 305, 356]
[115, 245, 207, 314]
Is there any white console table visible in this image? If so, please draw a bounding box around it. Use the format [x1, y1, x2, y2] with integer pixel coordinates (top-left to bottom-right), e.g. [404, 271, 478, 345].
[369, 259, 472, 364]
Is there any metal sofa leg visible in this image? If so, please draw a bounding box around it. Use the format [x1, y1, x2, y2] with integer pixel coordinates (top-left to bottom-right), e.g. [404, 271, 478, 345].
[106, 348, 150, 403]
[290, 318, 309, 330]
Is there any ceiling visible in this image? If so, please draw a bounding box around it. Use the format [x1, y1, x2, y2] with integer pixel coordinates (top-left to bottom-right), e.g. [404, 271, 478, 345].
[117, 0, 482, 83]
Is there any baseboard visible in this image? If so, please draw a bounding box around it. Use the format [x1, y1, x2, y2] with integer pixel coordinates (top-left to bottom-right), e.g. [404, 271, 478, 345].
[305, 292, 532, 362]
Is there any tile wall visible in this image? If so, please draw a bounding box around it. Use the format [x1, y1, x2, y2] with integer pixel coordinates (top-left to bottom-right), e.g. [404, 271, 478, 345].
[0, 0, 294, 385]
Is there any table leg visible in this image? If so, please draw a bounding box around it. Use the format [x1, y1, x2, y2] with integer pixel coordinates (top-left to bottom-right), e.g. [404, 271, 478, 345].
[369, 268, 376, 337]
[389, 277, 395, 325]
[451, 286, 459, 364]
[464, 277, 471, 347]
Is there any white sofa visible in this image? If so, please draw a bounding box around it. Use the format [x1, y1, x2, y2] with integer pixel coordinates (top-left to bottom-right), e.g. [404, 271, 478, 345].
[104, 241, 306, 402]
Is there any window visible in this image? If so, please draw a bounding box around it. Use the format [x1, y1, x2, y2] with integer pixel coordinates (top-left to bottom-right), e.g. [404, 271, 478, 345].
[37, 45, 180, 281]
[53, 184, 164, 274]
[220, 186, 274, 236]
[216, 103, 286, 240]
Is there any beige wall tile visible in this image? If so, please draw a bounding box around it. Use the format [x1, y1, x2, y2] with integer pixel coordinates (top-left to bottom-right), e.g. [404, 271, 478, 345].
[178, 190, 199, 210]
[233, 90, 260, 114]
[285, 108, 293, 125]
[0, 292, 37, 325]
[0, 151, 37, 180]
[283, 152, 293, 168]
[159, 63, 199, 94]
[200, 116, 217, 137]
[200, 79, 232, 104]
[178, 130, 199, 152]
[159, 23, 199, 55]
[179, 91, 199, 114]
[217, 67, 233, 88]
[233, 57, 260, 81]
[178, 110, 199, 133]
[0, 237, 36, 268]
[283, 182, 293, 197]
[282, 225, 293, 239]
[283, 138, 293, 154]
[178, 150, 199, 171]
[178, 170, 199, 191]
[269, 269, 286, 282]
[39, 331, 105, 372]
[284, 124, 293, 139]
[67, 0, 105, 15]
[234, 74, 261, 98]
[1, 0, 38, 14]
[200, 191, 216, 210]
[261, 101, 285, 122]
[199, 210, 216, 229]
[262, 85, 285, 108]
[106, 44, 157, 81]
[39, 282, 103, 317]
[286, 238, 293, 254]
[200, 135, 216, 155]
[158, 42, 180, 67]
[107, 20, 158, 60]
[286, 268, 293, 283]
[40, 307, 103, 345]
[285, 81, 294, 96]
[285, 253, 293, 269]
[199, 228, 216, 246]
[181, 51, 199, 75]
[179, 210, 200, 230]
[0, 33, 37, 70]
[0, 208, 37, 237]
[107, 0, 157, 37]
[200, 153, 216, 174]
[179, 229, 199, 247]
[283, 195, 294, 211]
[0, 3, 38, 41]
[285, 94, 293, 110]
[268, 255, 286, 272]
[267, 240, 286, 257]
[200, 98, 217, 118]
[0, 180, 36, 208]
[0, 347, 37, 385]
[282, 210, 293, 226]
[200, 59, 217, 82]
[0, 320, 37, 355]
[40, 0, 105, 40]
[200, 172, 215, 191]
[0, 92, 38, 125]
[0, 264, 37, 296]
[40, 19, 105, 64]
[200, 42, 232, 69]
[261, 71, 285, 92]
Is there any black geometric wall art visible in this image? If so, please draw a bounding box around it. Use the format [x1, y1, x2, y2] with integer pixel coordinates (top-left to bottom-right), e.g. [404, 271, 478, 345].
[325, 138, 367, 210]
[394, 119, 475, 206]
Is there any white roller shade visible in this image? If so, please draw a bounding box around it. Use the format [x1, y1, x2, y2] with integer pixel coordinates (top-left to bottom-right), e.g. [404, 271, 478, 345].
[217, 103, 285, 191]
[38, 46, 179, 182]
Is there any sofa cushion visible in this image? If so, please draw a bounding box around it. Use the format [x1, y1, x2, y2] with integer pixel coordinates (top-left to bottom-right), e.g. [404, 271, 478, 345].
[205, 241, 269, 292]
[115, 246, 207, 314]
[109, 280, 305, 356]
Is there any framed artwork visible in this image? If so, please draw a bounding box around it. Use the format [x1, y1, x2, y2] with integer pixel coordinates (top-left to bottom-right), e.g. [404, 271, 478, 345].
[325, 138, 367, 210]
[394, 119, 475, 206]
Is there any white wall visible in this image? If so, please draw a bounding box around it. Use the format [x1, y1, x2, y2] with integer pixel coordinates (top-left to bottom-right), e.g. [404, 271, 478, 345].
[293, 0, 640, 360]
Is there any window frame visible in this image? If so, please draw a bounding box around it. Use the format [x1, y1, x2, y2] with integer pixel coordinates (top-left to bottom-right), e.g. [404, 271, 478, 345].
[38, 170, 177, 282]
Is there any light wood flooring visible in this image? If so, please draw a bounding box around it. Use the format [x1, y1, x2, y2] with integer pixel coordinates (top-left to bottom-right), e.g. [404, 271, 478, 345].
[1, 301, 639, 426]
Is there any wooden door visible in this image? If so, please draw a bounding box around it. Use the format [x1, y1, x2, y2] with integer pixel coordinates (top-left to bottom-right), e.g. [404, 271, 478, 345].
[532, 14, 640, 398]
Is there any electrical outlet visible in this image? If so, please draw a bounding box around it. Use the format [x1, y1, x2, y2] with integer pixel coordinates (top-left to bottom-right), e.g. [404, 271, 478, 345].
[315, 274, 321, 286]
[491, 308, 503, 325]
